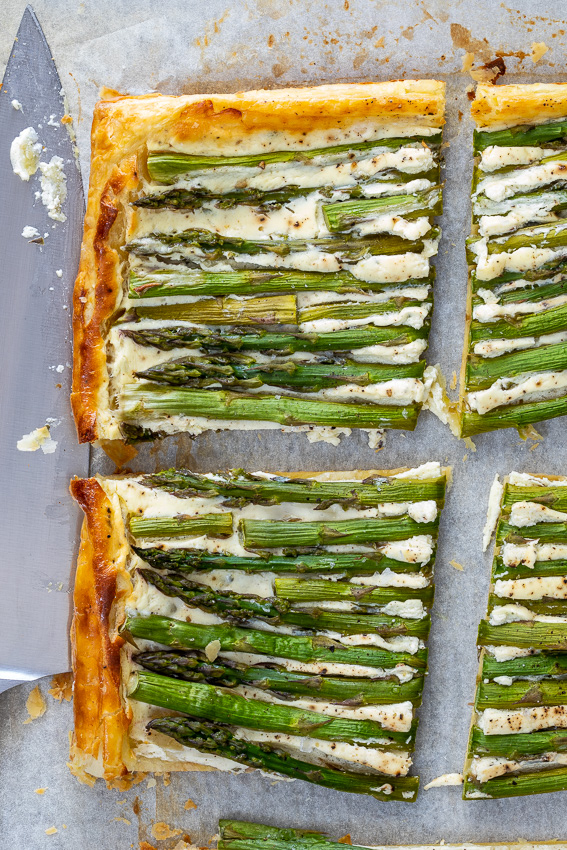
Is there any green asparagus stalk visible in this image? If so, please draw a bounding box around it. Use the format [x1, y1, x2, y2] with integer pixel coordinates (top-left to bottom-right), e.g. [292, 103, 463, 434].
[136, 184, 330, 210]
[464, 766, 567, 799]
[147, 716, 419, 800]
[218, 820, 327, 842]
[273, 577, 433, 606]
[482, 652, 567, 678]
[135, 649, 424, 705]
[125, 229, 437, 260]
[134, 547, 432, 575]
[478, 620, 567, 649]
[473, 189, 567, 218]
[489, 598, 567, 617]
[322, 189, 441, 232]
[461, 395, 567, 437]
[131, 670, 411, 744]
[122, 615, 427, 669]
[127, 294, 297, 324]
[466, 341, 567, 390]
[135, 356, 425, 391]
[129, 513, 232, 539]
[492, 557, 567, 579]
[140, 569, 430, 636]
[483, 278, 567, 306]
[470, 727, 567, 758]
[147, 135, 441, 181]
[503, 484, 567, 508]
[476, 678, 567, 709]
[472, 258, 567, 290]
[470, 301, 567, 341]
[483, 220, 567, 255]
[120, 385, 421, 430]
[218, 836, 373, 850]
[474, 121, 567, 151]
[241, 516, 437, 548]
[496, 520, 567, 543]
[128, 268, 433, 299]
[297, 298, 429, 324]
[140, 467, 446, 508]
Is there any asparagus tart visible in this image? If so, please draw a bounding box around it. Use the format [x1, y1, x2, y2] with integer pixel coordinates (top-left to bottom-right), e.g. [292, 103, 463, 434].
[69, 463, 448, 799]
[461, 84, 567, 436]
[464, 470, 567, 798]
[71, 82, 445, 445]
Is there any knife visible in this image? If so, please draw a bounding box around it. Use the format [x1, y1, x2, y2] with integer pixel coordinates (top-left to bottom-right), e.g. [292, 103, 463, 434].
[0, 6, 88, 692]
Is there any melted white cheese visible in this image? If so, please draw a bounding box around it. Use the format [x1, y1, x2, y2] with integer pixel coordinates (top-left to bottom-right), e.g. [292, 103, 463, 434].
[482, 475, 503, 551]
[479, 146, 556, 172]
[473, 331, 567, 358]
[470, 753, 567, 782]
[477, 158, 567, 202]
[10, 126, 41, 180]
[485, 645, 536, 662]
[509, 500, 567, 527]
[299, 304, 431, 333]
[478, 704, 567, 735]
[467, 370, 567, 414]
[381, 535, 433, 565]
[473, 292, 567, 321]
[494, 575, 567, 600]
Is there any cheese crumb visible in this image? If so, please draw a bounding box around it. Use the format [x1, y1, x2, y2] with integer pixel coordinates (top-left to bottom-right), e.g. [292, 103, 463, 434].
[55, 269, 63, 277]
[146, 776, 157, 789]
[449, 559, 464, 572]
[45, 827, 58, 835]
[35, 788, 47, 794]
[424, 772, 463, 789]
[10, 127, 41, 180]
[184, 799, 197, 810]
[151, 823, 183, 841]
[531, 41, 549, 63]
[367, 429, 385, 450]
[461, 52, 475, 73]
[11, 99, 22, 110]
[23, 686, 47, 724]
[17, 425, 57, 454]
[39, 156, 67, 222]
[21, 225, 40, 240]
[205, 639, 221, 662]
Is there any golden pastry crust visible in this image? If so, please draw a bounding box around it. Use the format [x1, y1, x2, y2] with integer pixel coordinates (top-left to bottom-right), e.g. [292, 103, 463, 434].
[472, 82, 567, 129]
[70, 465, 447, 783]
[71, 81, 445, 444]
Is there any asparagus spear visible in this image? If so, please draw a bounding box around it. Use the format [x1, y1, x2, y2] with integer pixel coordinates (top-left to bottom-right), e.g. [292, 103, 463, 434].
[219, 835, 374, 850]
[472, 257, 567, 290]
[125, 228, 437, 260]
[134, 547, 432, 575]
[128, 268, 433, 299]
[482, 652, 567, 679]
[492, 557, 567, 579]
[140, 568, 430, 636]
[273, 577, 433, 606]
[297, 297, 430, 324]
[496, 520, 567, 543]
[474, 121, 567, 152]
[482, 220, 567, 255]
[476, 679, 567, 709]
[483, 278, 567, 305]
[131, 670, 412, 744]
[122, 615, 427, 669]
[129, 513, 232, 539]
[470, 727, 567, 758]
[473, 189, 567, 218]
[134, 357, 424, 391]
[139, 467, 446, 507]
[121, 325, 426, 353]
[466, 341, 567, 390]
[464, 766, 567, 799]
[218, 820, 327, 842]
[135, 184, 331, 210]
[478, 620, 567, 649]
[135, 649, 424, 705]
[147, 135, 441, 180]
[127, 294, 297, 324]
[147, 716, 419, 800]
[120, 385, 421, 430]
[241, 516, 437, 548]
[470, 301, 567, 341]
[322, 189, 442, 232]
[461, 395, 567, 437]
[489, 598, 567, 617]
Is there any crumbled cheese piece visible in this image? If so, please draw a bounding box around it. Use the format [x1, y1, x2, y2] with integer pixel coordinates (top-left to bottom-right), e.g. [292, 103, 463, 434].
[424, 773, 463, 789]
[21, 225, 40, 239]
[482, 474, 503, 551]
[55, 269, 63, 277]
[11, 99, 22, 110]
[205, 639, 221, 662]
[305, 425, 352, 446]
[55, 364, 65, 373]
[23, 685, 47, 724]
[47, 114, 59, 127]
[422, 364, 460, 435]
[45, 827, 58, 836]
[449, 559, 464, 571]
[10, 127, 41, 180]
[39, 156, 67, 221]
[35, 788, 47, 794]
[367, 429, 385, 450]
[531, 41, 549, 63]
[17, 425, 57, 454]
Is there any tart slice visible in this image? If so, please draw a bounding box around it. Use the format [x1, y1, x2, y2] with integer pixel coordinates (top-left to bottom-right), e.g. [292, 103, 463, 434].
[464, 470, 567, 798]
[461, 84, 567, 437]
[69, 464, 448, 799]
[71, 82, 445, 446]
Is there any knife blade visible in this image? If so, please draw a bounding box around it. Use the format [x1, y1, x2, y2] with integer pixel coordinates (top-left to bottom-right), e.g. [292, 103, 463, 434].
[0, 6, 88, 692]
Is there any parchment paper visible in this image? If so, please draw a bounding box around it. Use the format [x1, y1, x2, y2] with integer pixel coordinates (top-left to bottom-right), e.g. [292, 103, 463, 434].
[3, 1, 567, 848]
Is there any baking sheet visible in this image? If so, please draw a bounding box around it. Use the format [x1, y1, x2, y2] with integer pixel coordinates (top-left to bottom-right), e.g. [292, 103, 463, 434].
[3, 0, 567, 847]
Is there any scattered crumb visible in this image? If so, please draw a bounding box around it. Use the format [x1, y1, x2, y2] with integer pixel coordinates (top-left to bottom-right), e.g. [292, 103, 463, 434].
[47, 114, 59, 127]
[462, 453, 468, 463]
[461, 51, 475, 72]
[48, 672, 73, 702]
[23, 685, 47, 723]
[338, 837, 352, 845]
[39, 155, 67, 222]
[162, 772, 171, 787]
[10, 126, 41, 180]
[184, 799, 197, 810]
[17, 424, 57, 454]
[367, 429, 385, 450]
[520, 424, 544, 443]
[61, 113, 72, 124]
[108, 773, 146, 791]
[11, 99, 22, 110]
[463, 436, 476, 452]
[146, 776, 157, 789]
[151, 822, 183, 841]
[45, 827, 58, 835]
[531, 41, 549, 63]
[449, 559, 464, 572]
[35, 788, 47, 794]
[55, 269, 63, 277]
[424, 773, 463, 789]
[113, 817, 132, 825]
[450, 370, 457, 390]
[529, 442, 540, 451]
[21, 225, 40, 240]
[205, 639, 221, 662]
